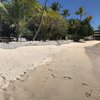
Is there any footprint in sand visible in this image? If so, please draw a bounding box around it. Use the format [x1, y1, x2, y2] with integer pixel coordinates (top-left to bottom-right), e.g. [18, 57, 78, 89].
[16, 77, 20, 80]
[43, 73, 56, 82]
[63, 76, 72, 80]
[51, 74, 56, 78]
[1, 76, 6, 80]
[20, 73, 29, 82]
[48, 69, 55, 78]
[48, 69, 53, 72]
[85, 90, 92, 98]
[82, 83, 89, 87]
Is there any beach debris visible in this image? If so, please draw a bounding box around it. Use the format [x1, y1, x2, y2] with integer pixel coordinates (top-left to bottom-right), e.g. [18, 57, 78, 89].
[63, 76, 72, 80]
[82, 83, 89, 87]
[51, 74, 55, 78]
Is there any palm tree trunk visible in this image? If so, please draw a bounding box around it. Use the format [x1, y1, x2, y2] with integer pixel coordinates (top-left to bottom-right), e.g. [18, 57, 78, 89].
[80, 14, 82, 21]
[73, 27, 80, 42]
[14, 0, 20, 42]
[0, 12, 2, 36]
[33, 0, 48, 41]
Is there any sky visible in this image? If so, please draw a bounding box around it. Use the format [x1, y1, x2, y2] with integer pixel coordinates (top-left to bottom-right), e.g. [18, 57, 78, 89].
[39, 0, 100, 30]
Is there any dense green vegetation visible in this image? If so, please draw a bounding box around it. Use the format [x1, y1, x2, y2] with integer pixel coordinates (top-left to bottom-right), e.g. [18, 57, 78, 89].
[0, 0, 94, 42]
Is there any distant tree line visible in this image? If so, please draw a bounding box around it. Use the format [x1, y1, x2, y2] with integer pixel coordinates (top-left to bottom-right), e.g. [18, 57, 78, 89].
[0, 0, 94, 42]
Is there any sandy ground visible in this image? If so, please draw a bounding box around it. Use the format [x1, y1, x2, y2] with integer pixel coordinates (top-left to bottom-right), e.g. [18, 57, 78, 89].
[0, 41, 100, 100]
[0, 40, 72, 49]
[86, 43, 100, 83]
[0, 44, 67, 89]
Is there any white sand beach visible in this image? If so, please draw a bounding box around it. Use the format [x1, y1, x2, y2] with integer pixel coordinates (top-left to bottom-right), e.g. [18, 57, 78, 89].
[0, 42, 69, 89]
[0, 41, 100, 100]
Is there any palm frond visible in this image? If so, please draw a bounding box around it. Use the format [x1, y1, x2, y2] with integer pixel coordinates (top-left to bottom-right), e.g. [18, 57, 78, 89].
[0, 2, 8, 14]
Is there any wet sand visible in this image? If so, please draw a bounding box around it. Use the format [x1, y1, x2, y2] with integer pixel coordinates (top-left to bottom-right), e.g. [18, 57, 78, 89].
[0, 41, 100, 100]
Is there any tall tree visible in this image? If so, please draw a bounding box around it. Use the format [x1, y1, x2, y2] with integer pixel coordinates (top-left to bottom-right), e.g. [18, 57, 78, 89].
[0, 0, 8, 36]
[5, 0, 37, 41]
[51, 1, 62, 11]
[61, 9, 70, 18]
[83, 16, 93, 25]
[68, 16, 93, 41]
[33, 0, 48, 40]
[0, 0, 3, 36]
[68, 18, 80, 40]
[0, 2, 8, 13]
[75, 7, 86, 21]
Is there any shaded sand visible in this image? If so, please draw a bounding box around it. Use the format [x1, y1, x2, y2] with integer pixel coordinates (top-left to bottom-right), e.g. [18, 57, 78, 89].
[86, 43, 100, 82]
[0, 41, 100, 100]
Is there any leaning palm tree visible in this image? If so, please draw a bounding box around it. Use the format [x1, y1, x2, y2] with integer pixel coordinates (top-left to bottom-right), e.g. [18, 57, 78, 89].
[0, 1, 8, 35]
[0, 2, 8, 13]
[0, 0, 2, 35]
[61, 9, 70, 18]
[33, 0, 48, 41]
[75, 7, 86, 21]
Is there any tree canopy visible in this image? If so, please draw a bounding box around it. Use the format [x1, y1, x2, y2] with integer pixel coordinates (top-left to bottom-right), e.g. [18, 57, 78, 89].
[0, 0, 94, 42]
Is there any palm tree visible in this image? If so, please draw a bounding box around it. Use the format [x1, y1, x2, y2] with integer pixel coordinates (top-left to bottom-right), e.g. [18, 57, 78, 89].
[83, 16, 93, 25]
[75, 7, 86, 21]
[68, 18, 81, 41]
[0, 2, 8, 13]
[61, 9, 70, 18]
[33, 0, 48, 41]
[51, 1, 62, 11]
[4, 0, 37, 41]
[0, 0, 8, 36]
[0, 0, 2, 35]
